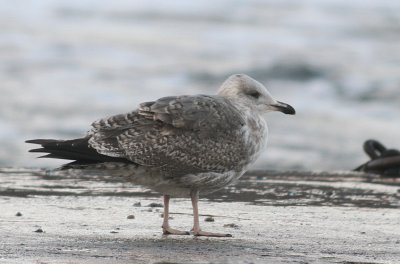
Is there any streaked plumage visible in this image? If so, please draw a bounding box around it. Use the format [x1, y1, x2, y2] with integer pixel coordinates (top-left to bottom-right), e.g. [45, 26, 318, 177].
[27, 74, 295, 237]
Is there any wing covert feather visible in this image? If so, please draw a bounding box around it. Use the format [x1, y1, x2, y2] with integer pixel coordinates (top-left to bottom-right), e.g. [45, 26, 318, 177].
[138, 95, 245, 131]
[88, 95, 248, 175]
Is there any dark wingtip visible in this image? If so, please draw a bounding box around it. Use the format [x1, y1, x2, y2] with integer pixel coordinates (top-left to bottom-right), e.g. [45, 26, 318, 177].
[38, 154, 67, 159]
[28, 148, 47, 153]
[26, 139, 60, 144]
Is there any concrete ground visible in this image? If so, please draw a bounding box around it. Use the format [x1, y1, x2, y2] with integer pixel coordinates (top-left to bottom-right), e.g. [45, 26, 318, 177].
[0, 168, 399, 263]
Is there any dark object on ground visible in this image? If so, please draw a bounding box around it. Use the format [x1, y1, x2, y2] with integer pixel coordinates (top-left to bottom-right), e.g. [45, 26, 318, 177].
[127, 215, 135, 219]
[204, 216, 215, 222]
[224, 223, 239, 229]
[34, 228, 44, 233]
[147, 203, 163, 208]
[354, 139, 400, 177]
[15, 212, 22, 217]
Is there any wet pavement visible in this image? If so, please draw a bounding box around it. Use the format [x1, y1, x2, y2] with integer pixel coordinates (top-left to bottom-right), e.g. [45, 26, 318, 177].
[0, 168, 399, 263]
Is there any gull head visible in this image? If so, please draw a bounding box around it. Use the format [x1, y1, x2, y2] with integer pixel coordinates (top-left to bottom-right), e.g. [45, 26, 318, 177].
[218, 74, 296, 115]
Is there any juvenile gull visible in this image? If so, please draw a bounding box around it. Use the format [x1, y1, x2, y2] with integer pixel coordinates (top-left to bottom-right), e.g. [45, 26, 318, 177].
[26, 74, 295, 237]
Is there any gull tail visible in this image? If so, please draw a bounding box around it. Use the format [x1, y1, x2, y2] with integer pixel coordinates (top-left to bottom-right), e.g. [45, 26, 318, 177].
[25, 137, 129, 168]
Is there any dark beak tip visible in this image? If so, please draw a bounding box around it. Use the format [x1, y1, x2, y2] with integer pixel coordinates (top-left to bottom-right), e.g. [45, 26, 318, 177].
[285, 105, 296, 115]
[275, 101, 296, 115]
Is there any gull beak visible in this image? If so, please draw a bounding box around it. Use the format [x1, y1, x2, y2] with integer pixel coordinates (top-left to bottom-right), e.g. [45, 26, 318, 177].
[271, 101, 296, 115]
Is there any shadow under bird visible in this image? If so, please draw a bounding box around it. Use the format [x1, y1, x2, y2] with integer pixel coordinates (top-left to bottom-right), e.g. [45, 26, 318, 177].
[26, 74, 295, 237]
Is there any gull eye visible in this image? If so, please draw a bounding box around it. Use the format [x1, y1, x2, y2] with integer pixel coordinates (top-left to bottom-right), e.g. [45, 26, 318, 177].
[248, 91, 260, 99]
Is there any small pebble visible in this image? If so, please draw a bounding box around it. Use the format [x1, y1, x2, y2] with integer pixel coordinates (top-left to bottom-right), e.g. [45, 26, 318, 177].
[223, 223, 239, 229]
[34, 228, 44, 233]
[110, 231, 119, 234]
[148, 202, 163, 208]
[160, 213, 173, 219]
[127, 215, 135, 219]
[16, 212, 22, 217]
[133, 202, 141, 207]
[204, 216, 215, 222]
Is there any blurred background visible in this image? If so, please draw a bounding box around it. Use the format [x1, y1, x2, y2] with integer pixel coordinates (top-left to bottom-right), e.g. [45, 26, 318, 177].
[1, 0, 399, 170]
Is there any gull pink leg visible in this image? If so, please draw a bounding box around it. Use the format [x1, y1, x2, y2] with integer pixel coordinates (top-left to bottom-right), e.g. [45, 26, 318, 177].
[190, 190, 232, 237]
[161, 194, 190, 235]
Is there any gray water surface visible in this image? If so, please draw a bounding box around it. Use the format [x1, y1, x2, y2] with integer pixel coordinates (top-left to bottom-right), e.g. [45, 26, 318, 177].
[1, 0, 400, 170]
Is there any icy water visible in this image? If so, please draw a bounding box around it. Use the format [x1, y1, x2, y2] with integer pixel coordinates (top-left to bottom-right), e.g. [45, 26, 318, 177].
[1, 0, 400, 170]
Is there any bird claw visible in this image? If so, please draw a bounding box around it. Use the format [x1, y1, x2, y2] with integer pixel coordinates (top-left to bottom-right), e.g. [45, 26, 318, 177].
[192, 230, 233, 237]
[162, 227, 190, 236]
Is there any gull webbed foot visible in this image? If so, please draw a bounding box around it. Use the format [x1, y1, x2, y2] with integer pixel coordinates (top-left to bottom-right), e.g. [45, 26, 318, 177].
[162, 226, 190, 236]
[191, 229, 232, 237]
